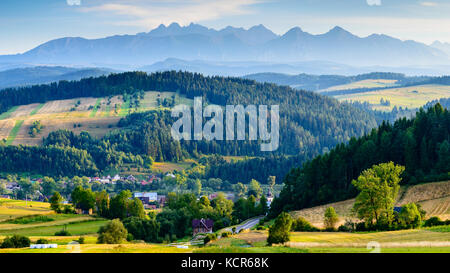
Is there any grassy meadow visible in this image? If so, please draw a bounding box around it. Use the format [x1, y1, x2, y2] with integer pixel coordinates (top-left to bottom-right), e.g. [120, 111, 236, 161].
[0, 91, 193, 146]
[335, 84, 450, 111]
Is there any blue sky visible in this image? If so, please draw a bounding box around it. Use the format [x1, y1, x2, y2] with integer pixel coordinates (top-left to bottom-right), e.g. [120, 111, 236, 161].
[1, 0, 450, 54]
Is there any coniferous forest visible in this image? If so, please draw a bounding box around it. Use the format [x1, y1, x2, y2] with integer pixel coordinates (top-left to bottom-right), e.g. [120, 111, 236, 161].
[270, 104, 450, 216]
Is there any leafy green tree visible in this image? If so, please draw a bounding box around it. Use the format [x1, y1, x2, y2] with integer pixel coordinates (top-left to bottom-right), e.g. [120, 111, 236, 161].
[267, 212, 293, 245]
[258, 194, 269, 215]
[352, 162, 405, 227]
[233, 182, 247, 198]
[123, 217, 160, 243]
[71, 186, 95, 211]
[95, 190, 110, 218]
[267, 176, 276, 192]
[0, 235, 31, 248]
[128, 198, 146, 219]
[50, 192, 64, 213]
[97, 219, 128, 244]
[41, 177, 57, 197]
[291, 216, 317, 232]
[109, 190, 132, 220]
[194, 179, 202, 196]
[248, 179, 262, 199]
[324, 207, 339, 230]
[398, 203, 422, 229]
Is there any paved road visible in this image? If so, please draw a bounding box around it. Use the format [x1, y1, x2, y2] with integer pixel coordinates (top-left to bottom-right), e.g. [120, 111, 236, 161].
[225, 216, 263, 234]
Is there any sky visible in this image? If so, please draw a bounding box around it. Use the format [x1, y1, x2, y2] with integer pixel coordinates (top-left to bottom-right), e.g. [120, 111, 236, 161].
[1, 0, 450, 54]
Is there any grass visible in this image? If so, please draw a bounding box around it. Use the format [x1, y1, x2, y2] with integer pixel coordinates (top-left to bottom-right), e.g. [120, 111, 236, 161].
[0, 106, 19, 120]
[89, 98, 102, 117]
[335, 84, 450, 111]
[320, 79, 399, 92]
[103, 105, 111, 117]
[5, 119, 24, 145]
[29, 103, 45, 116]
[0, 198, 52, 221]
[151, 161, 193, 172]
[0, 219, 108, 236]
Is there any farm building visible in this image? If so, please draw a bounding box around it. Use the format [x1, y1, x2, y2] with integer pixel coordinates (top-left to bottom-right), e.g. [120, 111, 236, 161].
[134, 192, 157, 204]
[192, 218, 214, 235]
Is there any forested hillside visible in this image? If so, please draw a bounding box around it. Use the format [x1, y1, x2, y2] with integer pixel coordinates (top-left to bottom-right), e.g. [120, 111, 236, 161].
[0, 71, 377, 158]
[270, 104, 450, 216]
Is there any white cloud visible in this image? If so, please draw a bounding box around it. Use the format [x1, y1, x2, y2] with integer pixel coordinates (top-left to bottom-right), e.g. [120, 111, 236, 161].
[366, 0, 381, 6]
[67, 0, 81, 6]
[421, 2, 438, 7]
[80, 0, 259, 29]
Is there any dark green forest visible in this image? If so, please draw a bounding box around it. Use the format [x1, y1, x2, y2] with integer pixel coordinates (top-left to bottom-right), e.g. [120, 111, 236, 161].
[270, 104, 450, 216]
[0, 71, 379, 177]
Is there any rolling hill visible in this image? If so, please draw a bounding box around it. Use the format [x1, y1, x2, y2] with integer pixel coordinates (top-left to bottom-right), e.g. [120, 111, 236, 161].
[290, 180, 450, 228]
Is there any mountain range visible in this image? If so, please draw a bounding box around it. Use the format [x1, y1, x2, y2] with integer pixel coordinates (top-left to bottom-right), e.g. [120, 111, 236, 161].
[1, 23, 449, 71]
[0, 66, 113, 89]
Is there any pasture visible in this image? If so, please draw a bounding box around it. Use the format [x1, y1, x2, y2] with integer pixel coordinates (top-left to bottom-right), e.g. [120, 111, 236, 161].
[0, 91, 193, 146]
[334, 84, 450, 111]
[320, 79, 399, 92]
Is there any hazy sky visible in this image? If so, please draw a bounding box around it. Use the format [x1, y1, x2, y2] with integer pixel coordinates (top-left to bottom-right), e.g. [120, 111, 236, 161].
[1, 0, 450, 54]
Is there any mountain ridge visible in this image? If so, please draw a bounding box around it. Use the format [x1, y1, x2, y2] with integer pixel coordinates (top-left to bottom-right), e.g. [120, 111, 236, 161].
[1, 23, 448, 69]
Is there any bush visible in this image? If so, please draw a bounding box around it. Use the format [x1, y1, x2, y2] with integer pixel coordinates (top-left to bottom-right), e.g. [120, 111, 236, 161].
[324, 207, 339, 230]
[63, 205, 75, 214]
[398, 203, 422, 229]
[0, 235, 31, 248]
[267, 212, 293, 245]
[97, 219, 128, 244]
[203, 233, 217, 245]
[291, 216, 318, 232]
[221, 231, 232, 238]
[337, 225, 350, 232]
[36, 238, 49, 244]
[423, 216, 444, 227]
[55, 229, 72, 236]
[77, 237, 85, 244]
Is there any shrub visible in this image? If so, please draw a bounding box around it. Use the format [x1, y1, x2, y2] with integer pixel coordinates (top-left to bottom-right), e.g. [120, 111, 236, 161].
[337, 225, 350, 232]
[221, 231, 232, 238]
[267, 212, 293, 245]
[77, 237, 85, 244]
[97, 219, 128, 244]
[203, 233, 217, 245]
[36, 238, 49, 244]
[0, 235, 31, 248]
[55, 229, 72, 236]
[63, 205, 75, 214]
[291, 216, 318, 232]
[423, 216, 444, 227]
[324, 207, 339, 230]
[398, 203, 422, 229]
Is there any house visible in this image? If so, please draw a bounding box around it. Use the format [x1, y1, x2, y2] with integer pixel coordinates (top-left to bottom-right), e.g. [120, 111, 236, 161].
[166, 173, 176, 178]
[134, 192, 157, 204]
[126, 175, 136, 181]
[157, 195, 166, 206]
[144, 204, 157, 210]
[112, 174, 121, 182]
[75, 208, 93, 215]
[0, 195, 11, 199]
[192, 218, 214, 235]
[208, 193, 218, 200]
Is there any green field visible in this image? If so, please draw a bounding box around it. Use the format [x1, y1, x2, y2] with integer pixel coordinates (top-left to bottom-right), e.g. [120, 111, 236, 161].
[320, 79, 399, 92]
[5, 119, 24, 145]
[335, 84, 450, 111]
[0, 219, 108, 236]
[89, 98, 102, 117]
[0, 106, 19, 120]
[29, 103, 45, 116]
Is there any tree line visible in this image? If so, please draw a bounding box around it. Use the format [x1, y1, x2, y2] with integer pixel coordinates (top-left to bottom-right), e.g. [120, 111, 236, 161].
[270, 104, 450, 216]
